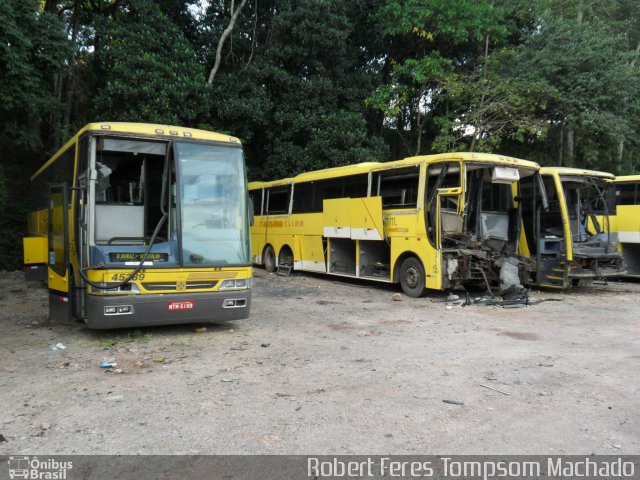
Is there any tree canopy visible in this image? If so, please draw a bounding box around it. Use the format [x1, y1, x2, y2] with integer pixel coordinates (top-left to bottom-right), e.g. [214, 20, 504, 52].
[1, 0, 639, 268]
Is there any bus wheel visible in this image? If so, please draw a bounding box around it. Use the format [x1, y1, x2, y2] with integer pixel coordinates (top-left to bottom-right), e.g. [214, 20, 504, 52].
[278, 246, 293, 268]
[263, 245, 276, 273]
[399, 257, 426, 298]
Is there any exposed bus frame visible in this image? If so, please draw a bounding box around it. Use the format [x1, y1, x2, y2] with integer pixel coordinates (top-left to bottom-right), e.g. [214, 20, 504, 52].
[522, 167, 626, 288]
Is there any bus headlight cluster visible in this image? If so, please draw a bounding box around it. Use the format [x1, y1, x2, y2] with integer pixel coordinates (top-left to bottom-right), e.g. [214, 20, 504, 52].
[89, 282, 140, 295]
[219, 278, 252, 290]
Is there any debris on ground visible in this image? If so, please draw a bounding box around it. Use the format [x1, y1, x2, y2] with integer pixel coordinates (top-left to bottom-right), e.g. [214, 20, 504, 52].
[153, 357, 165, 363]
[442, 399, 464, 406]
[194, 327, 207, 333]
[391, 293, 402, 301]
[479, 384, 510, 396]
[49, 343, 66, 351]
[261, 343, 270, 348]
[99, 362, 117, 368]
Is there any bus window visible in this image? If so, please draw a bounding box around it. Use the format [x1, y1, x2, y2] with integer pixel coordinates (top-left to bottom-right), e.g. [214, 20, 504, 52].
[375, 166, 420, 208]
[266, 186, 291, 214]
[343, 174, 368, 198]
[249, 190, 262, 216]
[292, 174, 368, 214]
[616, 183, 637, 205]
[293, 182, 315, 213]
[425, 162, 460, 245]
[94, 138, 170, 244]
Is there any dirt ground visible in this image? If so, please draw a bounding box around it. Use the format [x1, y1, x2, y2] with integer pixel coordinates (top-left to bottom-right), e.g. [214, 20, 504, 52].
[0, 268, 638, 455]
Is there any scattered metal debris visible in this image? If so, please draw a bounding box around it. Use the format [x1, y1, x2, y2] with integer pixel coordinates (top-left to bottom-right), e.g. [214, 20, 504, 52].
[480, 384, 510, 396]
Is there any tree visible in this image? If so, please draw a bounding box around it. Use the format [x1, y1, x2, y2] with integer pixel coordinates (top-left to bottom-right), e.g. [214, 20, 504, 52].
[90, 0, 209, 125]
[366, 0, 504, 156]
[200, 0, 387, 179]
[509, 2, 640, 171]
[0, 0, 71, 149]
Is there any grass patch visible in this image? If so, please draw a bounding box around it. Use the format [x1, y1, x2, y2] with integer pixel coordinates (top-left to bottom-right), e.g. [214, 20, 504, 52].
[100, 330, 152, 347]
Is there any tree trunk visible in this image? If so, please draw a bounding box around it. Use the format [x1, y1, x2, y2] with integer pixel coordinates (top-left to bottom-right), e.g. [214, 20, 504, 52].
[617, 139, 624, 168]
[558, 122, 564, 166]
[566, 128, 574, 166]
[63, 2, 82, 129]
[470, 34, 490, 152]
[207, 0, 249, 84]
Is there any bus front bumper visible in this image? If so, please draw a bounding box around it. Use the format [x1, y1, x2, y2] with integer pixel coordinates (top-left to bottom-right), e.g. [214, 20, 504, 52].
[85, 290, 251, 329]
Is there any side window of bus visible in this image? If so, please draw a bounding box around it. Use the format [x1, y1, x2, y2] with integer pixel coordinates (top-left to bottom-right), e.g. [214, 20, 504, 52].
[616, 184, 637, 206]
[425, 162, 460, 201]
[248, 191, 261, 216]
[374, 166, 420, 208]
[293, 182, 316, 213]
[343, 174, 368, 198]
[266, 186, 291, 214]
[425, 162, 460, 246]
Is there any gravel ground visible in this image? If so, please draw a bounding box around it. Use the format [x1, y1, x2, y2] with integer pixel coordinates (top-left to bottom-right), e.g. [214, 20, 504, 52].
[0, 268, 638, 454]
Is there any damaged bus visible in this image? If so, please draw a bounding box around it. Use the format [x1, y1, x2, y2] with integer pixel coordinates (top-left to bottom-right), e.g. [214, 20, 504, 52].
[519, 167, 625, 288]
[23, 123, 252, 328]
[249, 153, 545, 297]
[609, 175, 640, 277]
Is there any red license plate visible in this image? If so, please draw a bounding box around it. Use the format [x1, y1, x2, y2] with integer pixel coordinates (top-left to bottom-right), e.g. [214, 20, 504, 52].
[167, 301, 195, 311]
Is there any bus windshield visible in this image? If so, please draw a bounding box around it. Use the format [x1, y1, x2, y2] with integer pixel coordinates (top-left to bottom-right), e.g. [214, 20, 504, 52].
[176, 142, 250, 266]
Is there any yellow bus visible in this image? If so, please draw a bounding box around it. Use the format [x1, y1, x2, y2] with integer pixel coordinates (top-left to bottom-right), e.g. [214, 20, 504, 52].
[23, 122, 252, 328]
[519, 167, 625, 288]
[610, 175, 640, 277]
[249, 153, 546, 297]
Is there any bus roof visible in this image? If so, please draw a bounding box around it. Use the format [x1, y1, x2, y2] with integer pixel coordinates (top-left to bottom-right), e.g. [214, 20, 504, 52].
[612, 175, 640, 183]
[33, 122, 240, 180]
[403, 152, 540, 170]
[250, 152, 540, 187]
[540, 167, 615, 180]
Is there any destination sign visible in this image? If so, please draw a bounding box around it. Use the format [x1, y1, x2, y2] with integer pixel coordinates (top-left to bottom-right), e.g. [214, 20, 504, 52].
[109, 252, 168, 262]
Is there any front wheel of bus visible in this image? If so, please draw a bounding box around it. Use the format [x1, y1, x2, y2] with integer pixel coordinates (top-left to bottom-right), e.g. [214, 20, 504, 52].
[399, 257, 426, 298]
[263, 245, 276, 273]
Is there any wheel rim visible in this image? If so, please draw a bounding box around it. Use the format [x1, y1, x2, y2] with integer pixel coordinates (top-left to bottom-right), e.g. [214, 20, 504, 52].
[404, 265, 420, 289]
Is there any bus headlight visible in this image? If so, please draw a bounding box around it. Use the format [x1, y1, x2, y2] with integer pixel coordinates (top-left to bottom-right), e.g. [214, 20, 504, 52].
[219, 278, 252, 290]
[89, 282, 140, 294]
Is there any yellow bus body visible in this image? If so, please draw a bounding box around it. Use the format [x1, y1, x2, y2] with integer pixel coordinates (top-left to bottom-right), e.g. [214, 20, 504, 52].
[24, 122, 252, 328]
[609, 175, 640, 276]
[250, 153, 542, 296]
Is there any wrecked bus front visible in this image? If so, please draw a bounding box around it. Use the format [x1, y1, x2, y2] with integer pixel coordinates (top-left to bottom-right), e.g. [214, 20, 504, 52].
[521, 167, 626, 288]
[433, 158, 545, 292]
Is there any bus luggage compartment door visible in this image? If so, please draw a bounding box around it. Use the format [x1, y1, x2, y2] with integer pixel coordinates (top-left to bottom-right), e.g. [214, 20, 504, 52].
[349, 197, 383, 241]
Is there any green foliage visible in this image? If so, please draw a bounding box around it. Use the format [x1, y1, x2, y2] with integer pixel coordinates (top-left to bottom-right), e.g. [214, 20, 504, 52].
[91, 0, 209, 124]
[1, 0, 640, 267]
[204, 0, 387, 179]
[367, 0, 507, 156]
[0, 0, 70, 149]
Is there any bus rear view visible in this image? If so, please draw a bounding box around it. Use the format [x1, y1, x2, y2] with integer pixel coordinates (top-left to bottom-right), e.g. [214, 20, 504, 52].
[24, 123, 252, 328]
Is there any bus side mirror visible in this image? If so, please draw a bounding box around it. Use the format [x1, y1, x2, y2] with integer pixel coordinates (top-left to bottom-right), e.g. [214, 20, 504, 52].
[248, 196, 254, 226]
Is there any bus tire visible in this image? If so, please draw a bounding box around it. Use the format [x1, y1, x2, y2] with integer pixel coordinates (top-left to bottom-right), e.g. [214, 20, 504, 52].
[399, 256, 426, 298]
[263, 245, 276, 273]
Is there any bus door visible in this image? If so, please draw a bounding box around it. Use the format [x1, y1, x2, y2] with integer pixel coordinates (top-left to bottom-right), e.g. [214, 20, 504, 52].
[534, 175, 567, 287]
[48, 184, 72, 321]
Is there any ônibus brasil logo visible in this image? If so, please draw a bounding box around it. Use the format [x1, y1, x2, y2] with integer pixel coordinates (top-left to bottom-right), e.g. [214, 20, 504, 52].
[8, 457, 73, 480]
